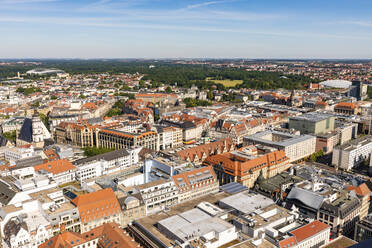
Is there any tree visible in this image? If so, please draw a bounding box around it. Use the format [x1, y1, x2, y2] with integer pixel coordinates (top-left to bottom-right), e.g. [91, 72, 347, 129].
[311, 150, 324, 162]
[105, 101, 124, 117]
[40, 112, 50, 131]
[31, 101, 40, 108]
[165, 86, 173, 93]
[79, 94, 86, 99]
[139, 80, 146, 89]
[183, 98, 212, 108]
[207, 91, 214, 100]
[83, 147, 115, 157]
[3, 131, 17, 143]
[16, 87, 42, 96]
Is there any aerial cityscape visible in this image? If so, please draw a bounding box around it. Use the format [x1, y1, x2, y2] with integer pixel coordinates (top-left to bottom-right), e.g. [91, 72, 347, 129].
[0, 1, 372, 248]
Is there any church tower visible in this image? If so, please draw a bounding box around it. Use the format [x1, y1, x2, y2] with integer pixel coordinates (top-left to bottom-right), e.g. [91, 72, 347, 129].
[32, 111, 45, 147]
[287, 90, 295, 106]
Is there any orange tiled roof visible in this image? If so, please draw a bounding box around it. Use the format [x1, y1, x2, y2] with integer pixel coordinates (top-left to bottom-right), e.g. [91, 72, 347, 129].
[335, 102, 357, 109]
[203, 149, 288, 177]
[136, 93, 177, 98]
[39, 222, 140, 248]
[172, 166, 217, 191]
[85, 222, 140, 248]
[18, 144, 32, 148]
[38, 231, 88, 248]
[289, 220, 329, 243]
[177, 138, 233, 163]
[279, 236, 297, 248]
[71, 188, 121, 224]
[34, 159, 76, 175]
[82, 102, 97, 110]
[44, 149, 59, 161]
[347, 183, 371, 197]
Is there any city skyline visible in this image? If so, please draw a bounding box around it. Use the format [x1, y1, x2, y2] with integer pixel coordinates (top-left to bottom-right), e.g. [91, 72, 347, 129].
[1, 0, 372, 59]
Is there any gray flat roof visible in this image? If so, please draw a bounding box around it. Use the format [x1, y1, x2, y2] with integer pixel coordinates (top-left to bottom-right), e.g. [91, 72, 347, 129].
[158, 208, 233, 243]
[337, 135, 372, 151]
[73, 148, 129, 165]
[244, 130, 315, 147]
[218, 191, 274, 214]
[289, 112, 334, 122]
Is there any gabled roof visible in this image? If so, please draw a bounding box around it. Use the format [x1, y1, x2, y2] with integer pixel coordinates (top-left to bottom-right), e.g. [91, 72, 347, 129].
[85, 222, 140, 248]
[172, 166, 216, 191]
[289, 220, 329, 243]
[279, 236, 297, 248]
[39, 231, 90, 248]
[71, 188, 121, 223]
[177, 138, 233, 163]
[34, 159, 76, 175]
[335, 102, 358, 109]
[347, 183, 371, 198]
[286, 187, 324, 210]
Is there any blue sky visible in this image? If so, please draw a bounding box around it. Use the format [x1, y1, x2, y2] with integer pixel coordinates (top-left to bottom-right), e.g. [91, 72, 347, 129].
[0, 0, 372, 58]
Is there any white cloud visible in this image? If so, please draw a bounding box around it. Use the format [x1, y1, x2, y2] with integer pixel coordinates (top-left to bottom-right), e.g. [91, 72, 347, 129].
[345, 21, 372, 27]
[0, 15, 371, 41]
[0, 0, 57, 3]
[186, 1, 227, 10]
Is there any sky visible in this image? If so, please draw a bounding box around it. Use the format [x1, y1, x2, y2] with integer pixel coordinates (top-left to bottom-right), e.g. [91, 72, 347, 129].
[0, 0, 372, 59]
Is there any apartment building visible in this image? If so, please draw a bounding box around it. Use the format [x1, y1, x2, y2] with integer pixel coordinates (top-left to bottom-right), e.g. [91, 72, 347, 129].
[1, 202, 52, 248]
[154, 125, 183, 150]
[136, 179, 179, 215]
[161, 120, 203, 144]
[347, 182, 371, 220]
[280, 220, 330, 248]
[334, 102, 361, 115]
[72, 188, 122, 233]
[96, 129, 157, 150]
[332, 135, 372, 170]
[354, 214, 372, 242]
[204, 145, 290, 188]
[135, 93, 178, 104]
[315, 122, 358, 154]
[39, 222, 140, 248]
[244, 130, 316, 162]
[74, 147, 141, 183]
[55, 122, 96, 147]
[177, 138, 234, 165]
[117, 192, 146, 227]
[4, 147, 34, 164]
[286, 181, 361, 238]
[34, 159, 76, 185]
[172, 166, 219, 203]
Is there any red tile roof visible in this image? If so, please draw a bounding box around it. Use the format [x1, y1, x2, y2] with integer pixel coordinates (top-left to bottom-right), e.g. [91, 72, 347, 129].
[34, 159, 76, 175]
[347, 183, 371, 197]
[279, 236, 297, 248]
[39, 222, 140, 248]
[335, 102, 358, 109]
[38, 232, 88, 248]
[177, 138, 233, 163]
[172, 166, 217, 191]
[290, 220, 329, 243]
[203, 148, 288, 177]
[72, 188, 121, 224]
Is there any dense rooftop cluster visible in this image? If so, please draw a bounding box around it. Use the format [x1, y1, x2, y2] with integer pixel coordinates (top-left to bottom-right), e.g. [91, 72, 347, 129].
[0, 61, 370, 247]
